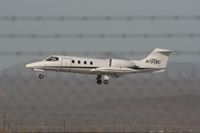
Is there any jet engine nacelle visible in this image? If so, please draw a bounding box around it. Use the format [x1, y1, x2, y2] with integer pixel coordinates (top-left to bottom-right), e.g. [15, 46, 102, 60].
[111, 59, 135, 68]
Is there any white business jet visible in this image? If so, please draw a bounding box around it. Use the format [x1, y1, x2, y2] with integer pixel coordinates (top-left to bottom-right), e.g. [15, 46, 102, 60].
[26, 48, 173, 85]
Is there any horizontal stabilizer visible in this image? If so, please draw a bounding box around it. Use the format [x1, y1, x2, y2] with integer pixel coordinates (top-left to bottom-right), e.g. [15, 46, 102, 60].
[153, 69, 166, 73]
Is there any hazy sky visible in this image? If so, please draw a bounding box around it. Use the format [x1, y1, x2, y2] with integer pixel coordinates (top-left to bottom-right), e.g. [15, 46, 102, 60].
[0, 0, 200, 70]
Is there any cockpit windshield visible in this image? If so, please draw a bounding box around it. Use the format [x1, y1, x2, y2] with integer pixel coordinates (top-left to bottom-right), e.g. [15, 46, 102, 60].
[45, 56, 59, 62]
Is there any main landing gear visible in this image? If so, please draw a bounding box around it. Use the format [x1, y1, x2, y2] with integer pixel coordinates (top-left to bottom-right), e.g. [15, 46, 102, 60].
[96, 75, 110, 85]
[96, 75, 102, 85]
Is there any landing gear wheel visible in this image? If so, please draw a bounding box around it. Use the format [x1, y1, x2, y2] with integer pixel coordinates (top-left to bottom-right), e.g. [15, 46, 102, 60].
[97, 80, 102, 85]
[96, 75, 102, 85]
[39, 74, 44, 79]
[103, 80, 109, 85]
[103, 75, 110, 85]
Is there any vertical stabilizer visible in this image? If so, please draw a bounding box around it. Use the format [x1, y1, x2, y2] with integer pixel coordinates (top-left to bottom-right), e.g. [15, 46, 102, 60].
[141, 48, 173, 69]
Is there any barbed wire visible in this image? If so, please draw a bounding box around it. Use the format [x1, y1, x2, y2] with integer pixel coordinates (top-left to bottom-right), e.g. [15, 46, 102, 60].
[0, 33, 200, 39]
[1, 14, 200, 132]
[0, 50, 199, 56]
[0, 15, 200, 21]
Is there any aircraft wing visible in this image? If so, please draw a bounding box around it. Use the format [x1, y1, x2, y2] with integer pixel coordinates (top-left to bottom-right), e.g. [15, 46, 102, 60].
[91, 67, 137, 77]
[34, 69, 45, 72]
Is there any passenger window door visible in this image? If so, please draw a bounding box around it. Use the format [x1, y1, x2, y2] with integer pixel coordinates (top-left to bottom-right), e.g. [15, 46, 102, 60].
[61, 58, 72, 71]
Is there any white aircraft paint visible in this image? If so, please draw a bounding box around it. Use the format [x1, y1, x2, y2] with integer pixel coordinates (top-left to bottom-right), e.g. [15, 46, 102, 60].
[26, 48, 173, 85]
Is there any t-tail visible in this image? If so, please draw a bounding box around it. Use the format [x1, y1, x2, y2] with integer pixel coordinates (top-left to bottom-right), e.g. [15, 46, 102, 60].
[133, 48, 173, 73]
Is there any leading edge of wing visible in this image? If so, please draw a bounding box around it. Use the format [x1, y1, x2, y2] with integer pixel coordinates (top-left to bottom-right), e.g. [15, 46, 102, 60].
[91, 67, 165, 75]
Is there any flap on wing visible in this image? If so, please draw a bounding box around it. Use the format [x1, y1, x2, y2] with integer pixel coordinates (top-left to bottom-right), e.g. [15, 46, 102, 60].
[91, 67, 136, 74]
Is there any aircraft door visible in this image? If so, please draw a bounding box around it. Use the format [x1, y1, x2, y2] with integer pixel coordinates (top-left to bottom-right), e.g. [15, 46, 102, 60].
[61, 58, 72, 72]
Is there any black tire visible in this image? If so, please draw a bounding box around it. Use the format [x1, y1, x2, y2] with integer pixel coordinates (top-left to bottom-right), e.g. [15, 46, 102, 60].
[103, 80, 109, 85]
[39, 74, 44, 79]
[97, 80, 102, 85]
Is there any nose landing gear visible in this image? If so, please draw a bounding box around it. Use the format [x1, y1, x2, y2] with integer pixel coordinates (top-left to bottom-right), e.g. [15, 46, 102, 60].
[39, 74, 44, 79]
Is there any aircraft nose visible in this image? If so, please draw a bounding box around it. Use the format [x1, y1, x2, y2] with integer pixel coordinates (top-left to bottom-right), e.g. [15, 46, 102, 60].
[26, 62, 45, 69]
[26, 63, 34, 69]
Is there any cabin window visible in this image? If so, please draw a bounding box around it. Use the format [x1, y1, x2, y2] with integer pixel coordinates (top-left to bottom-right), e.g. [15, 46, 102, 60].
[90, 61, 93, 65]
[72, 60, 75, 63]
[78, 60, 81, 64]
[45, 56, 59, 62]
[84, 61, 87, 65]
